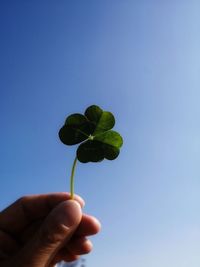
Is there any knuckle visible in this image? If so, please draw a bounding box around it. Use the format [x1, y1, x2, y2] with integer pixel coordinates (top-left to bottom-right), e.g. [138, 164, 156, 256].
[17, 195, 30, 205]
[39, 223, 69, 245]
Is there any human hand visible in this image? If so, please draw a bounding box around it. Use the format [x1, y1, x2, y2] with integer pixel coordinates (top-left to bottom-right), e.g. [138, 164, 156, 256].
[0, 193, 101, 267]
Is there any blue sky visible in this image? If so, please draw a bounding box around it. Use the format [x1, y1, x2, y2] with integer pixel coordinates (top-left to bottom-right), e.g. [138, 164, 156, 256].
[0, 1, 200, 266]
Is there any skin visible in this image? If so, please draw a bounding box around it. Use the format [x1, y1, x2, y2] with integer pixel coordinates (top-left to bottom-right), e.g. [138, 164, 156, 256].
[0, 193, 101, 267]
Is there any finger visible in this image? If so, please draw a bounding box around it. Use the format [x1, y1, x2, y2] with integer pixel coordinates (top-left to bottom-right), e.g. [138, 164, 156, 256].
[52, 252, 80, 265]
[20, 213, 100, 244]
[0, 192, 84, 235]
[75, 214, 101, 236]
[20, 219, 43, 244]
[0, 230, 19, 256]
[9, 200, 82, 267]
[65, 236, 93, 255]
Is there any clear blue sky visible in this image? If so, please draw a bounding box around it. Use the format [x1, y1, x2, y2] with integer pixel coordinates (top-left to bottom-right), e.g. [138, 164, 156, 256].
[1, 1, 200, 266]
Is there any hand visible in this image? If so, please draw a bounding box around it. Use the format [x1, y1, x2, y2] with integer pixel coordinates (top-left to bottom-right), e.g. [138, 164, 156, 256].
[0, 193, 101, 267]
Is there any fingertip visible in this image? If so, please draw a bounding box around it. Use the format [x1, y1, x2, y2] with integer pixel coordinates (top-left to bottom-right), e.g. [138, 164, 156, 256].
[91, 216, 101, 233]
[74, 194, 85, 208]
[75, 214, 101, 237]
[53, 200, 82, 228]
[66, 236, 93, 255]
[84, 215, 101, 234]
[83, 239, 93, 253]
[59, 192, 85, 208]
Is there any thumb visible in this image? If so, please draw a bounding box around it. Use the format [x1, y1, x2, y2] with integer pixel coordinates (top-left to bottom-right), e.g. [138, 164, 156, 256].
[14, 200, 82, 267]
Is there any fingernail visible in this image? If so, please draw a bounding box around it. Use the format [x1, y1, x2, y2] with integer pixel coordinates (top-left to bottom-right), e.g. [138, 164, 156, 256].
[55, 200, 82, 228]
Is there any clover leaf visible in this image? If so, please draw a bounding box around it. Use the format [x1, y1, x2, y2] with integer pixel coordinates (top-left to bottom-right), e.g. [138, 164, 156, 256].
[59, 105, 123, 198]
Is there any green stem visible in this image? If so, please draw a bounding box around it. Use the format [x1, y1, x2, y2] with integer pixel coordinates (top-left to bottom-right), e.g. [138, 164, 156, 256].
[70, 156, 78, 199]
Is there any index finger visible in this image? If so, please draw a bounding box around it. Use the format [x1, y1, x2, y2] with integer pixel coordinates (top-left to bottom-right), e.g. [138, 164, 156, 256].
[0, 192, 84, 235]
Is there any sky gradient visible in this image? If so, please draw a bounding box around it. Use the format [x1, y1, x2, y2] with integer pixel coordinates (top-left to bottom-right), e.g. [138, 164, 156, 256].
[0, 1, 200, 266]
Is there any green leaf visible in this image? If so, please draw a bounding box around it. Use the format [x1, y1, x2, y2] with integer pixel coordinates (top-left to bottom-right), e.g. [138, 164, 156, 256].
[77, 131, 123, 162]
[59, 113, 92, 145]
[85, 105, 115, 135]
[102, 144, 120, 160]
[65, 113, 87, 126]
[84, 105, 103, 124]
[77, 141, 105, 163]
[94, 130, 123, 148]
